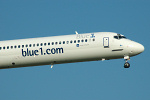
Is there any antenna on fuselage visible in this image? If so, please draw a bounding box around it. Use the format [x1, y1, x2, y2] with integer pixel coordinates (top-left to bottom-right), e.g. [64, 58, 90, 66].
[51, 64, 53, 68]
[75, 31, 78, 34]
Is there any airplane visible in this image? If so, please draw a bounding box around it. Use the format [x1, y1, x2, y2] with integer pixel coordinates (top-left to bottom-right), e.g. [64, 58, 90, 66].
[0, 31, 144, 69]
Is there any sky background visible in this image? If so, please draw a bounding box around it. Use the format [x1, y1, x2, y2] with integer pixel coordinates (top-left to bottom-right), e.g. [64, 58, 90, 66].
[0, 0, 150, 100]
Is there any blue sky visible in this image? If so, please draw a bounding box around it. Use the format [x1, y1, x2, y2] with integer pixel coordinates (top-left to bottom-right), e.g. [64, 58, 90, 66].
[0, 0, 150, 100]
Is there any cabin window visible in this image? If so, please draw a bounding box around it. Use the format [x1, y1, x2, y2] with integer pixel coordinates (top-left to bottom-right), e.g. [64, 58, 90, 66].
[26, 44, 28, 47]
[63, 41, 65, 44]
[33, 44, 35, 47]
[29, 44, 32, 47]
[78, 40, 80, 43]
[52, 42, 54, 45]
[3, 47, 5, 49]
[67, 41, 69, 44]
[93, 39, 95, 41]
[0, 47, 1, 50]
[85, 39, 87, 42]
[18, 45, 20, 48]
[81, 39, 84, 42]
[59, 41, 61, 44]
[70, 40, 73, 43]
[44, 43, 46, 46]
[40, 43, 43, 46]
[37, 43, 39, 46]
[48, 42, 50, 45]
[7, 46, 9, 49]
[22, 45, 24, 48]
[11, 46, 13, 49]
[74, 40, 76, 43]
[55, 42, 58, 45]
[14, 45, 17, 48]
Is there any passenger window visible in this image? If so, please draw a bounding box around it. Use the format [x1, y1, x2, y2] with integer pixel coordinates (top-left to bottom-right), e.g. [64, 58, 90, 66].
[52, 42, 54, 45]
[59, 41, 61, 44]
[70, 40, 73, 43]
[74, 40, 76, 43]
[55, 42, 58, 45]
[26, 45, 28, 47]
[0, 47, 1, 50]
[7, 46, 9, 49]
[48, 42, 50, 45]
[85, 39, 87, 42]
[44, 43, 46, 46]
[18, 45, 20, 48]
[22, 45, 24, 48]
[3, 47, 5, 49]
[67, 41, 69, 44]
[93, 39, 95, 41]
[29, 44, 32, 47]
[37, 43, 39, 46]
[63, 41, 65, 44]
[78, 40, 80, 43]
[40, 43, 43, 46]
[11, 46, 13, 49]
[33, 44, 35, 47]
[81, 40, 84, 42]
[14, 45, 17, 48]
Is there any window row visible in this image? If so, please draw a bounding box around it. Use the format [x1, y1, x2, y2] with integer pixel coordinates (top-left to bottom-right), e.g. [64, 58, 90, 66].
[0, 38, 95, 50]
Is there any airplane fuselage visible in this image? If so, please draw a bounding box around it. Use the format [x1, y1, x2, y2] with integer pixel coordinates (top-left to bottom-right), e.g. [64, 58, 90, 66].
[0, 32, 144, 69]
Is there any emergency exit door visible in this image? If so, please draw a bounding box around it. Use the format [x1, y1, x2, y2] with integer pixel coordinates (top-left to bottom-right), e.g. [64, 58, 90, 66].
[103, 37, 109, 48]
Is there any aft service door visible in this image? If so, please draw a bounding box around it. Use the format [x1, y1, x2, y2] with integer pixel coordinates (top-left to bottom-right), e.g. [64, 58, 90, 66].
[103, 37, 109, 48]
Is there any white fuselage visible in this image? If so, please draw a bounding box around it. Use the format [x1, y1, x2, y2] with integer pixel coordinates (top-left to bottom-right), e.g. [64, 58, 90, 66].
[0, 32, 144, 69]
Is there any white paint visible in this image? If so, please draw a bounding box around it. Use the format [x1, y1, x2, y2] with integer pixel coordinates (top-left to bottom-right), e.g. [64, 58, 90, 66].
[0, 32, 144, 69]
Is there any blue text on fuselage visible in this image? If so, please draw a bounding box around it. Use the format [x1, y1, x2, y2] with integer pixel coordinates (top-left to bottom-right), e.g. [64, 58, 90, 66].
[22, 47, 64, 57]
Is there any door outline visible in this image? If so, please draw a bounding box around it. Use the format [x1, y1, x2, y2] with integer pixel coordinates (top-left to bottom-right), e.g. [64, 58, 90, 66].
[103, 37, 109, 48]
